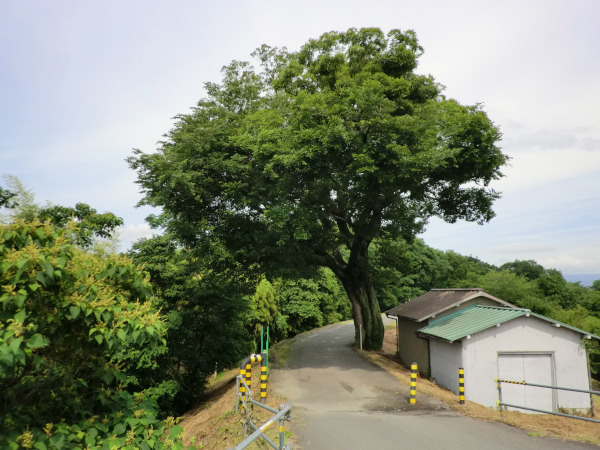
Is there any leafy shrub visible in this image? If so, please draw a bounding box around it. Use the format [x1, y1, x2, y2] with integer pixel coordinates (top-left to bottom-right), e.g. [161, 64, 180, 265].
[0, 220, 192, 448]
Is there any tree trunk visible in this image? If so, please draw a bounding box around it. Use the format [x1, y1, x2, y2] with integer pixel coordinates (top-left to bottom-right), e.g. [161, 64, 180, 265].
[338, 252, 384, 351]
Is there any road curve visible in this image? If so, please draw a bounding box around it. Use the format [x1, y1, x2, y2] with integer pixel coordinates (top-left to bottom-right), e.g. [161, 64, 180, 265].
[269, 319, 596, 450]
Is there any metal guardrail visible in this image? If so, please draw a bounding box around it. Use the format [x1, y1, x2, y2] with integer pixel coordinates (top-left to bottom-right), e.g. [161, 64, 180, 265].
[237, 352, 268, 409]
[495, 378, 600, 424]
[233, 360, 293, 449]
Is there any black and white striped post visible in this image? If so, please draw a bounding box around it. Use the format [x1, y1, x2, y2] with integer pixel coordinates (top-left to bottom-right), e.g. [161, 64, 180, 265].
[459, 367, 465, 404]
[410, 363, 418, 404]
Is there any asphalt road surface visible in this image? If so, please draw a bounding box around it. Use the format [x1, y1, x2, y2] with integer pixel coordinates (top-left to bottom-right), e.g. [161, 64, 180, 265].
[269, 318, 597, 449]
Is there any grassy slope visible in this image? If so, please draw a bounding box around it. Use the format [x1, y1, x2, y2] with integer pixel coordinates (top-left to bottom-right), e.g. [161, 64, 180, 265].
[179, 342, 292, 449]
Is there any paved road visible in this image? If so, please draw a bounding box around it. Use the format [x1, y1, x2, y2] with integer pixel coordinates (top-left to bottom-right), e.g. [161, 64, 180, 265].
[269, 319, 597, 449]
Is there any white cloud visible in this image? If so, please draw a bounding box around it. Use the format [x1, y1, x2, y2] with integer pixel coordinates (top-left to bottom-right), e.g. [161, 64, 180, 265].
[115, 223, 154, 251]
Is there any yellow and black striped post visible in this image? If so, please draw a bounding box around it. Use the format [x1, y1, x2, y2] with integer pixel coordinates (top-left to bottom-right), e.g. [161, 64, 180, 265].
[238, 356, 251, 409]
[410, 363, 418, 404]
[246, 356, 254, 393]
[237, 353, 268, 409]
[260, 351, 268, 403]
[459, 367, 465, 404]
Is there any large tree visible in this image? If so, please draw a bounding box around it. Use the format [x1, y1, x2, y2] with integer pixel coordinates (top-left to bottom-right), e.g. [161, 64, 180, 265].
[129, 28, 508, 349]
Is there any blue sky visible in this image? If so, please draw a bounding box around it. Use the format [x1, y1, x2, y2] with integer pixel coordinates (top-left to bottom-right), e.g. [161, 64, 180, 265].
[1, 0, 599, 275]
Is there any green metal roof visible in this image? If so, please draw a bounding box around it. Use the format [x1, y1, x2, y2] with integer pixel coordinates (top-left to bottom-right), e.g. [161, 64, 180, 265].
[417, 305, 600, 343]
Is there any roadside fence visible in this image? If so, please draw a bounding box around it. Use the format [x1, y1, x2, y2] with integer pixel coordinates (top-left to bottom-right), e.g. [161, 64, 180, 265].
[495, 378, 600, 424]
[232, 352, 293, 449]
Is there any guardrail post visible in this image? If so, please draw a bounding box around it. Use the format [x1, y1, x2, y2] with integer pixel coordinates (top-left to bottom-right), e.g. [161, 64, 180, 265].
[495, 378, 504, 421]
[278, 404, 287, 449]
[459, 367, 465, 405]
[410, 362, 418, 404]
[260, 351, 268, 403]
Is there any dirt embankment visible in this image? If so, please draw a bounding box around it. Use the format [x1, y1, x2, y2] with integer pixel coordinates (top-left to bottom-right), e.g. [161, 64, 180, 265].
[179, 364, 288, 449]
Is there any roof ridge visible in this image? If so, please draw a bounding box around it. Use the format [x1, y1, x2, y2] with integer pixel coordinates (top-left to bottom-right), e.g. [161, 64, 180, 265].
[474, 305, 530, 312]
[430, 288, 483, 291]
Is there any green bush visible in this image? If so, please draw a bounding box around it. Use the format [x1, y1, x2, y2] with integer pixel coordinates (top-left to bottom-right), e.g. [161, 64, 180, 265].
[0, 220, 192, 448]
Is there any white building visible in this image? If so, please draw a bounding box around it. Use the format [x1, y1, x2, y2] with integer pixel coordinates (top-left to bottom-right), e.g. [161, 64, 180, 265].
[418, 305, 598, 413]
[385, 288, 514, 377]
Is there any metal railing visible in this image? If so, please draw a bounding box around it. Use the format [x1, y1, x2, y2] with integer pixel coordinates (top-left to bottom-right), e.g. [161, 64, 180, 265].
[495, 378, 600, 424]
[233, 375, 292, 449]
[237, 352, 268, 407]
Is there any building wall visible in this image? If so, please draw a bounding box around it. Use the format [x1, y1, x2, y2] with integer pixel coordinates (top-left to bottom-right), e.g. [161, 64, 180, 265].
[429, 339, 462, 393]
[397, 319, 429, 375]
[396, 296, 510, 377]
[458, 317, 591, 411]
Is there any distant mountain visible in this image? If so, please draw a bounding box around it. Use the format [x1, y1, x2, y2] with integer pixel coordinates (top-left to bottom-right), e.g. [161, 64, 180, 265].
[564, 273, 600, 287]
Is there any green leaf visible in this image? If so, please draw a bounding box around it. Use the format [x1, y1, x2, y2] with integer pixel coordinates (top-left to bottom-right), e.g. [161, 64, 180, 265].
[126, 417, 140, 428]
[28, 283, 39, 292]
[14, 349, 26, 365]
[69, 305, 81, 319]
[85, 435, 95, 447]
[35, 271, 48, 286]
[56, 256, 67, 268]
[16, 257, 29, 270]
[94, 334, 103, 345]
[15, 291, 27, 307]
[14, 309, 26, 323]
[50, 434, 65, 449]
[113, 422, 127, 436]
[169, 424, 183, 438]
[26, 333, 47, 349]
[33, 442, 47, 450]
[117, 328, 127, 341]
[9, 336, 23, 353]
[0, 349, 14, 369]
[41, 261, 54, 278]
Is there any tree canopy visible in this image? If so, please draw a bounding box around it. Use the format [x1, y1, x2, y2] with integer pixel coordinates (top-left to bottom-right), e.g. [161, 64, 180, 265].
[129, 28, 508, 349]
